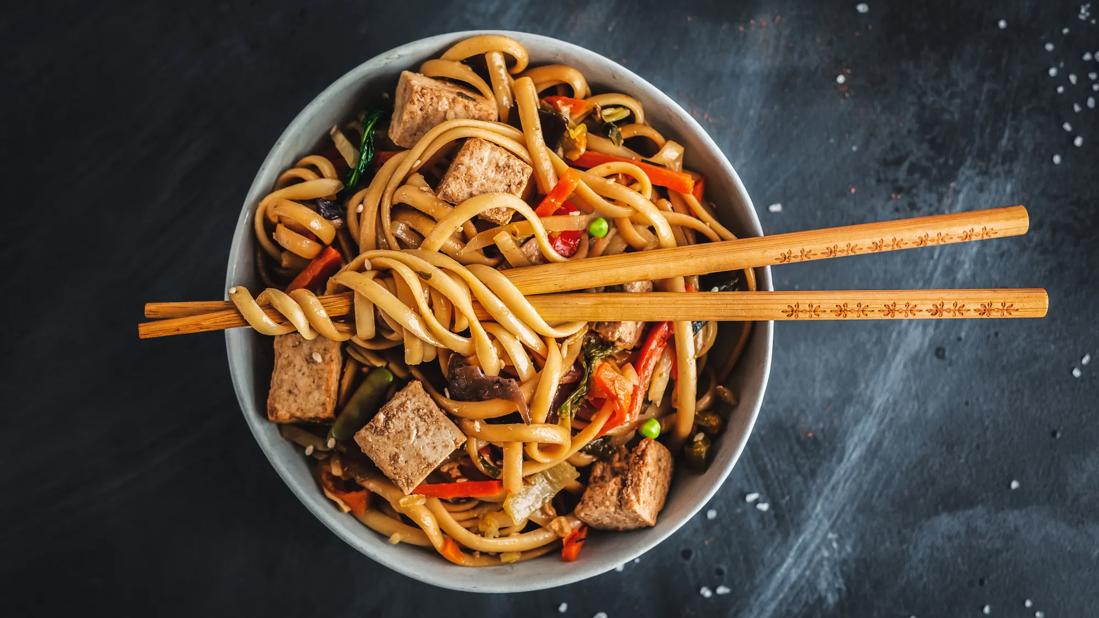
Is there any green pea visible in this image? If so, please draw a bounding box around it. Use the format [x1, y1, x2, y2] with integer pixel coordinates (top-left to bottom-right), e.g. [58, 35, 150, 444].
[587, 217, 609, 238]
[639, 417, 662, 439]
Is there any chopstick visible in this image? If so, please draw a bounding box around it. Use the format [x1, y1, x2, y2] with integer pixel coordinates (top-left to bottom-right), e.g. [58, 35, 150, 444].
[138, 289, 1048, 339]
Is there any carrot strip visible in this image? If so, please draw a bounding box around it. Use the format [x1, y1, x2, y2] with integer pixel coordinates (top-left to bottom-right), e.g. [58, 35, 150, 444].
[571, 151, 696, 195]
[287, 246, 342, 292]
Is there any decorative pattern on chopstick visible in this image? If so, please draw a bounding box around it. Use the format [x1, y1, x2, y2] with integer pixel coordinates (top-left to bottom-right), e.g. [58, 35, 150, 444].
[777, 226, 999, 263]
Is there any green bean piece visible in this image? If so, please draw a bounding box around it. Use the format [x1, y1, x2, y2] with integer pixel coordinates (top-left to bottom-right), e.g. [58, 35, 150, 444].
[329, 367, 394, 440]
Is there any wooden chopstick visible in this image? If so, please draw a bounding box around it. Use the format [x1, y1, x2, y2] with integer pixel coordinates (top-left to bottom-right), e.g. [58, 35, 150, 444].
[138, 289, 1048, 339]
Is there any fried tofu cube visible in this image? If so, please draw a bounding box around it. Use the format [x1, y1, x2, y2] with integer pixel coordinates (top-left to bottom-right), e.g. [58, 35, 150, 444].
[592, 280, 654, 349]
[353, 380, 466, 494]
[575, 438, 674, 530]
[435, 137, 532, 226]
[387, 71, 496, 148]
[266, 334, 342, 423]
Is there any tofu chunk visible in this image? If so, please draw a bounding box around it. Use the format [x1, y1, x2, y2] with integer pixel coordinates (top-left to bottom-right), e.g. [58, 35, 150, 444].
[266, 334, 342, 423]
[353, 380, 466, 494]
[435, 137, 532, 225]
[592, 280, 654, 349]
[388, 71, 496, 148]
[575, 438, 674, 530]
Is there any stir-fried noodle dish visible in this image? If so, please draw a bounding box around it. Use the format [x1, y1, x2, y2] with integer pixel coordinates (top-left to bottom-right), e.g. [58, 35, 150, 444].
[230, 35, 756, 566]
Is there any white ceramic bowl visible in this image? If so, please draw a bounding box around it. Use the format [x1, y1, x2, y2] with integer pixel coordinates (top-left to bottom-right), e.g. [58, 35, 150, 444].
[226, 30, 773, 593]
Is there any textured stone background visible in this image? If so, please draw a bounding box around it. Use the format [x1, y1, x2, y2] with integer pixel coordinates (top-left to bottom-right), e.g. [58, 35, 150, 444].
[3, 1, 1097, 616]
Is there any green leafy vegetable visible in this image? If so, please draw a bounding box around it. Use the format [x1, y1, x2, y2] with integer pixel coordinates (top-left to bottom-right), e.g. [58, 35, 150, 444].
[555, 337, 616, 423]
[344, 109, 384, 191]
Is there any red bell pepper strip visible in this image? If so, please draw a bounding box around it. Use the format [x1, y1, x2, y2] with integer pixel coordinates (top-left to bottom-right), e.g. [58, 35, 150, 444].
[691, 174, 705, 201]
[286, 245, 343, 292]
[413, 480, 504, 499]
[546, 199, 582, 258]
[542, 96, 595, 119]
[561, 525, 588, 561]
[590, 361, 637, 436]
[570, 151, 696, 195]
[317, 466, 370, 518]
[534, 169, 582, 217]
[629, 321, 675, 418]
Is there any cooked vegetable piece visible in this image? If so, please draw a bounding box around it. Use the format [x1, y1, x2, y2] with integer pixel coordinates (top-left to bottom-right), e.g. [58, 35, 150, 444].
[534, 168, 581, 216]
[590, 361, 636, 436]
[587, 217, 609, 238]
[344, 109, 383, 191]
[329, 367, 395, 440]
[318, 464, 370, 517]
[629, 321, 674, 416]
[542, 95, 594, 119]
[286, 245, 343, 293]
[696, 410, 724, 435]
[537, 102, 569, 149]
[556, 337, 616, 423]
[315, 198, 345, 222]
[413, 480, 504, 499]
[561, 525, 588, 561]
[447, 356, 530, 423]
[571, 151, 696, 195]
[639, 417, 662, 439]
[502, 462, 579, 524]
[683, 432, 712, 472]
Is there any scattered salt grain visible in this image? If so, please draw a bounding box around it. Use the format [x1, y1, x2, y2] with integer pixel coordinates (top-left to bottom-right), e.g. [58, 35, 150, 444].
[1057, 86, 1065, 93]
[1087, 52, 1095, 61]
[756, 502, 771, 512]
[716, 585, 731, 595]
[1083, 353, 1092, 365]
[768, 203, 783, 213]
[856, 3, 869, 14]
[1063, 27, 1070, 34]
[1052, 154, 1062, 164]
[1024, 599, 1033, 608]
[745, 492, 760, 503]
[593, 612, 608, 618]
[997, 19, 1007, 29]
[1073, 367, 1082, 378]
[614, 563, 625, 572]
[1045, 42, 1055, 52]
[1092, 97, 1099, 110]
[558, 602, 568, 613]
[1070, 73, 1078, 85]
[1091, 72, 1099, 80]
[1075, 136, 1084, 147]
[1074, 103, 1082, 112]
[1063, 122, 1073, 132]
[1010, 479, 1020, 490]
[706, 508, 718, 520]
[1049, 67, 1059, 77]
[1035, 612, 1045, 618]
[983, 605, 991, 615]
[700, 586, 713, 598]
[1094, 83, 1099, 91]
[836, 74, 847, 84]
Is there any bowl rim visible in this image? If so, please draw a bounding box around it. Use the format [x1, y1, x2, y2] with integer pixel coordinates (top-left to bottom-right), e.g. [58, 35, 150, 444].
[225, 29, 773, 592]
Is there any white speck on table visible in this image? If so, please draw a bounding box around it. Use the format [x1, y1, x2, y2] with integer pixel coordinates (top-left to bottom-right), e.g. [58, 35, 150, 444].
[1063, 121, 1073, 132]
[706, 508, 717, 520]
[1074, 103, 1082, 112]
[1072, 367, 1082, 378]
[1024, 599, 1033, 608]
[997, 19, 1007, 29]
[1045, 42, 1055, 52]
[1087, 52, 1095, 61]
[716, 585, 731, 595]
[1010, 479, 1020, 490]
[836, 74, 847, 84]
[558, 602, 568, 613]
[614, 563, 625, 572]
[745, 492, 760, 503]
[1070, 73, 1078, 85]
[768, 203, 783, 213]
[756, 502, 771, 512]
[983, 604, 991, 615]
[1049, 67, 1059, 77]
[1035, 611, 1045, 618]
[1052, 154, 1062, 164]
[593, 612, 608, 618]
[1057, 85, 1065, 93]
[856, 3, 869, 14]
[699, 586, 713, 598]
[1074, 136, 1084, 147]
[1083, 353, 1092, 365]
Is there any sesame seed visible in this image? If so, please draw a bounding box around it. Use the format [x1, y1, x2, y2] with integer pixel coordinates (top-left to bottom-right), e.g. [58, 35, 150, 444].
[1083, 353, 1092, 365]
[1074, 136, 1084, 147]
[1052, 154, 1062, 164]
[694, 432, 705, 442]
[1045, 42, 1055, 52]
[997, 19, 1007, 29]
[1063, 122, 1073, 132]
[228, 286, 238, 294]
[1010, 479, 1020, 490]
[856, 3, 869, 13]
[1049, 67, 1059, 77]
[983, 604, 991, 615]
[558, 602, 568, 613]
[706, 508, 718, 520]
[1073, 367, 1082, 378]
[1024, 600, 1033, 608]
[745, 492, 760, 503]
[311, 351, 323, 363]
[356, 204, 364, 213]
[716, 585, 731, 595]
[836, 74, 847, 84]
[768, 203, 783, 213]
[304, 445, 314, 456]
[388, 533, 402, 544]
[700, 586, 713, 598]
[756, 502, 771, 512]
[1070, 73, 1078, 85]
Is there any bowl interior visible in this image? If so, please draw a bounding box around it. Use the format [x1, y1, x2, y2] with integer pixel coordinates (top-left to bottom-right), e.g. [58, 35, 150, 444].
[225, 30, 773, 593]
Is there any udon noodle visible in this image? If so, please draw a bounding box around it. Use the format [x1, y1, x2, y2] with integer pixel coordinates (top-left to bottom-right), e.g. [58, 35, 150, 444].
[230, 35, 755, 566]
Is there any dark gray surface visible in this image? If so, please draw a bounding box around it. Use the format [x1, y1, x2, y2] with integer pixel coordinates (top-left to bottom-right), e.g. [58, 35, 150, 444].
[3, 1, 1096, 616]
